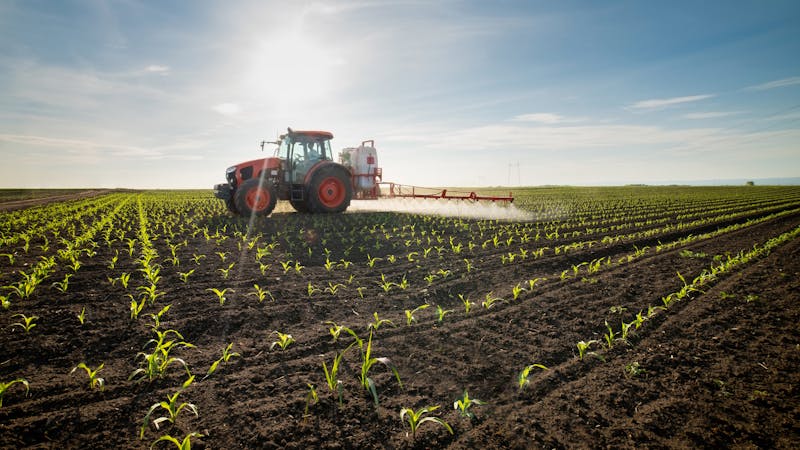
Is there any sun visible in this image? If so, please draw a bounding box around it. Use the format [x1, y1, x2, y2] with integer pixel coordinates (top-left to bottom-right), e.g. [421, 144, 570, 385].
[241, 31, 344, 112]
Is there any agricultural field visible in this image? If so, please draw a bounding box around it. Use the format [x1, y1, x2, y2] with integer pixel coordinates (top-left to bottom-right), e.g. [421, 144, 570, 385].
[1, 186, 799, 449]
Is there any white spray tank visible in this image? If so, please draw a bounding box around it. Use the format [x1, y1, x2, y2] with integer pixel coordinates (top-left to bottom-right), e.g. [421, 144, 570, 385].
[340, 140, 379, 191]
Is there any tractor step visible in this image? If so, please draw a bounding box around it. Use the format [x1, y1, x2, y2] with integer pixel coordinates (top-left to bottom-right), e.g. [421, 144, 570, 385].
[290, 184, 305, 201]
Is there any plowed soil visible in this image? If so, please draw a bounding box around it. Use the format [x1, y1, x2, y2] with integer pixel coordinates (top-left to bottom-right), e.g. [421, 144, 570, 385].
[1, 196, 799, 449]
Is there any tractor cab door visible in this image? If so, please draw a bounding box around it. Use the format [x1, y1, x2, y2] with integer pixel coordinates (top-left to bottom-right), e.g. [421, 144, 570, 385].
[279, 135, 333, 184]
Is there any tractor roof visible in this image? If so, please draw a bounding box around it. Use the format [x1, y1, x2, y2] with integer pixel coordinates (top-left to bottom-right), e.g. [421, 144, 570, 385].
[284, 129, 333, 140]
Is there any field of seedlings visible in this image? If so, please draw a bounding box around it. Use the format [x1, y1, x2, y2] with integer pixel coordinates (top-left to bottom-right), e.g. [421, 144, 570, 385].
[1, 186, 799, 449]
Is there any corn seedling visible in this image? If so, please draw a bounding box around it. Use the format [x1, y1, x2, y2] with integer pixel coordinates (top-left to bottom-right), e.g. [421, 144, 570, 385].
[603, 321, 616, 348]
[130, 329, 194, 382]
[359, 331, 402, 407]
[1, 295, 10, 310]
[377, 273, 394, 293]
[218, 262, 235, 279]
[11, 313, 38, 333]
[482, 291, 503, 309]
[325, 282, 345, 295]
[139, 391, 199, 439]
[207, 287, 233, 306]
[71, 362, 105, 391]
[368, 312, 393, 332]
[119, 272, 131, 289]
[204, 343, 240, 379]
[322, 347, 350, 408]
[304, 383, 318, 421]
[400, 405, 453, 440]
[148, 305, 171, 331]
[294, 261, 304, 273]
[458, 293, 474, 314]
[270, 331, 295, 351]
[250, 284, 274, 303]
[0, 378, 29, 408]
[436, 305, 453, 323]
[177, 269, 195, 283]
[576, 340, 601, 360]
[51, 273, 73, 293]
[453, 389, 486, 419]
[624, 361, 644, 378]
[511, 283, 524, 300]
[518, 363, 549, 390]
[307, 282, 321, 298]
[405, 304, 430, 326]
[130, 294, 147, 320]
[326, 322, 363, 348]
[150, 431, 203, 449]
[138, 283, 165, 305]
[77, 306, 86, 325]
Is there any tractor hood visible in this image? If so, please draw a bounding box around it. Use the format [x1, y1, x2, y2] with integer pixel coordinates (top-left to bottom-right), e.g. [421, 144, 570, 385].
[226, 157, 282, 188]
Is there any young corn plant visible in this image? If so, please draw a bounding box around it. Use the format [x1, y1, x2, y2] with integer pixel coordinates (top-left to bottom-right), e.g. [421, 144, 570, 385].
[453, 389, 486, 419]
[576, 340, 601, 360]
[518, 363, 549, 390]
[400, 405, 453, 441]
[367, 312, 394, 332]
[458, 293, 474, 315]
[304, 383, 318, 422]
[436, 305, 454, 324]
[148, 305, 171, 331]
[11, 314, 38, 333]
[0, 378, 29, 408]
[270, 331, 295, 351]
[150, 431, 203, 449]
[177, 269, 195, 283]
[249, 284, 275, 303]
[482, 292, 503, 309]
[140, 390, 199, 439]
[207, 288, 233, 306]
[71, 363, 105, 391]
[511, 283, 525, 301]
[603, 321, 616, 349]
[130, 329, 194, 382]
[51, 274, 73, 293]
[77, 306, 86, 325]
[129, 294, 148, 321]
[204, 343, 240, 379]
[360, 331, 402, 407]
[322, 347, 350, 408]
[405, 304, 430, 326]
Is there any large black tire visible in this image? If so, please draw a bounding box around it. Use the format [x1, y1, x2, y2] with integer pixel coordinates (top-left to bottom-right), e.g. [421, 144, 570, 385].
[289, 199, 310, 213]
[225, 198, 239, 214]
[307, 166, 352, 213]
[234, 178, 277, 217]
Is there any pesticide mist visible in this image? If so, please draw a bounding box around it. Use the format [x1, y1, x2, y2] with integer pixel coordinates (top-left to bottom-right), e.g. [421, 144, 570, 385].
[348, 198, 534, 221]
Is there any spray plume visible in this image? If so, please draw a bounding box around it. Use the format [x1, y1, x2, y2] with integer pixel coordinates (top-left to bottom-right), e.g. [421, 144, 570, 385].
[348, 198, 533, 221]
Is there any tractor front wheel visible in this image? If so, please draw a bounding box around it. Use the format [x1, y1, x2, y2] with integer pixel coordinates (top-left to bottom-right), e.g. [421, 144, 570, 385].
[234, 178, 277, 217]
[308, 167, 352, 213]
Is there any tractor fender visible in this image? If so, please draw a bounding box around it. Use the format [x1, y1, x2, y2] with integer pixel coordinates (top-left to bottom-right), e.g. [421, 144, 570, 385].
[303, 161, 352, 186]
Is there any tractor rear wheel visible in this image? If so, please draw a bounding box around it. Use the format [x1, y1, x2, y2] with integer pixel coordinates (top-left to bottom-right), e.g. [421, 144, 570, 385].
[234, 178, 277, 217]
[308, 166, 352, 213]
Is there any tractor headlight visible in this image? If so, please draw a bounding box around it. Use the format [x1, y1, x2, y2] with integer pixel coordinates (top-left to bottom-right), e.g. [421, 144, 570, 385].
[226, 166, 237, 174]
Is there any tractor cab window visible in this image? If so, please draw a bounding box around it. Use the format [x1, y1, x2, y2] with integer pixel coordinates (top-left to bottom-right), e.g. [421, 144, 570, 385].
[285, 137, 333, 182]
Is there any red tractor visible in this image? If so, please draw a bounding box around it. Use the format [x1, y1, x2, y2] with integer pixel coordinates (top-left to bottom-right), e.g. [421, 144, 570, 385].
[213, 128, 382, 216]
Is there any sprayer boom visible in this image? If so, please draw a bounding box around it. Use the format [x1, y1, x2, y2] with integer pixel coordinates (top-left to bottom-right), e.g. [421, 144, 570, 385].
[379, 183, 513, 203]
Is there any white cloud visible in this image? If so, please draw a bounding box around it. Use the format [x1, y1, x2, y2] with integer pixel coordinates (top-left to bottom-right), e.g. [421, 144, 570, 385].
[145, 65, 170, 74]
[683, 111, 742, 119]
[512, 113, 565, 124]
[212, 103, 241, 116]
[629, 94, 714, 110]
[746, 76, 800, 91]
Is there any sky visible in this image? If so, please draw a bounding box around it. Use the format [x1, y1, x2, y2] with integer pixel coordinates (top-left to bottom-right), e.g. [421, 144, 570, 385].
[1, 0, 799, 188]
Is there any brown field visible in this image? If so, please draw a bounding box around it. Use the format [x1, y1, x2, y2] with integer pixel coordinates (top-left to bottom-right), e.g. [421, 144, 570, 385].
[1, 187, 799, 449]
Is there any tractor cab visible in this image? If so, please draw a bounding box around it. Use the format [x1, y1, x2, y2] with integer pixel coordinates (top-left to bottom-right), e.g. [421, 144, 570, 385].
[276, 130, 334, 184]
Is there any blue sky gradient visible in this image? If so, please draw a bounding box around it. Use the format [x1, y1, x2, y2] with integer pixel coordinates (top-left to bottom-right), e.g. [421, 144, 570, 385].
[1, 0, 798, 188]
